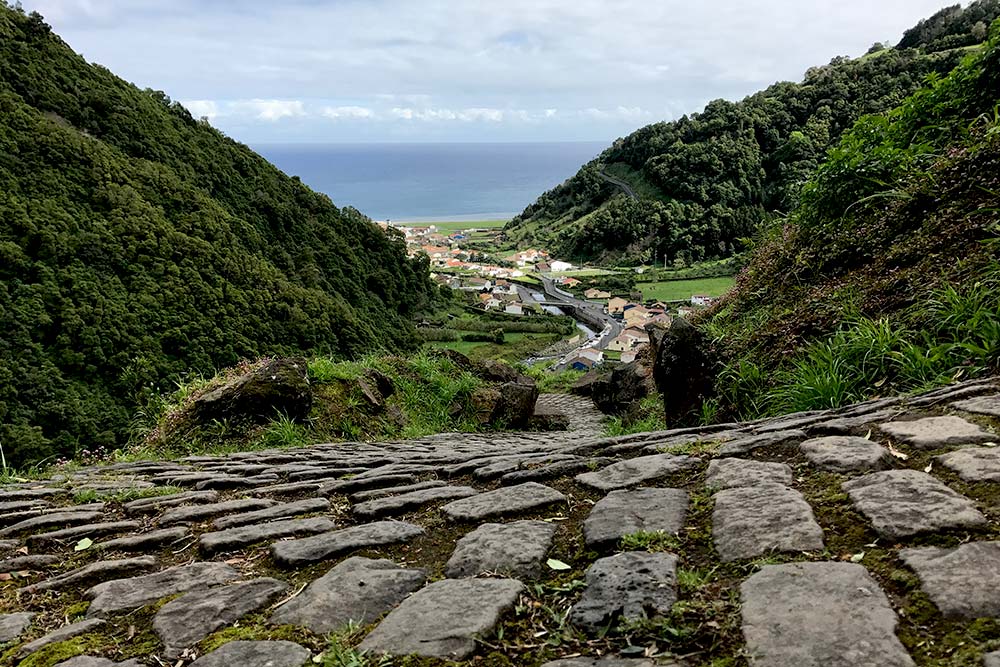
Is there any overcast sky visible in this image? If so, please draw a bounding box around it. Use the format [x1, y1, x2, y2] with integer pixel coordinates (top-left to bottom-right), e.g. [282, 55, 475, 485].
[22, 0, 955, 144]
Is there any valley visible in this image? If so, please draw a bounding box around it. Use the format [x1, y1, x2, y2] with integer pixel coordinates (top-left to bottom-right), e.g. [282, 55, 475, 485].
[1, 2, 1000, 667]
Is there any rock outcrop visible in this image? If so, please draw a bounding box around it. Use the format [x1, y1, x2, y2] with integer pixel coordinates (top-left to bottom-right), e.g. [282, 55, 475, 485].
[647, 318, 715, 426]
[187, 358, 312, 426]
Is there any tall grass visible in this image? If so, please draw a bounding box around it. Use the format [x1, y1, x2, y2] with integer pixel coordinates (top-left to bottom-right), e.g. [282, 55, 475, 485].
[719, 273, 1000, 418]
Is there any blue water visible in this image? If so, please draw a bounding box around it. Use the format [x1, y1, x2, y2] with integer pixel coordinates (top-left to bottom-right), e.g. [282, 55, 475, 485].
[253, 142, 606, 221]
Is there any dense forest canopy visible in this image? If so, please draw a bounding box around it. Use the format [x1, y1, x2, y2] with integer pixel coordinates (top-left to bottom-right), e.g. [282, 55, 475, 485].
[705, 18, 1000, 418]
[0, 4, 438, 466]
[506, 0, 1000, 266]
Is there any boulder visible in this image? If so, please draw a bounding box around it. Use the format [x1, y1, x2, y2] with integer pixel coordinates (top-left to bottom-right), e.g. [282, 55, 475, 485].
[496, 381, 540, 428]
[647, 319, 714, 426]
[470, 382, 539, 429]
[433, 349, 477, 372]
[590, 361, 655, 416]
[570, 369, 608, 397]
[474, 359, 523, 383]
[187, 357, 311, 425]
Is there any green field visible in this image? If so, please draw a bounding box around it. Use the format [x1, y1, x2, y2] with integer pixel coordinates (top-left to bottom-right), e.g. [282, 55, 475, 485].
[425, 332, 560, 362]
[553, 268, 621, 277]
[396, 219, 509, 232]
[640, 276, 736, 302]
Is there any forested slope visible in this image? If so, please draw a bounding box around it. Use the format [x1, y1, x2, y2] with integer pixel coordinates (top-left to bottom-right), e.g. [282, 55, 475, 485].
[0, 6, 437, 465]
[506, 0, 1000, 266]
[702, 20, 1000, 421]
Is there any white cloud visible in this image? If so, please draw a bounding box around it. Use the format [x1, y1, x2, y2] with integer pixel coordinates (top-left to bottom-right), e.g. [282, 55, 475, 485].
[390, 107, 507, 122]
[233, 99, 305, 121]
[181, 99, 218, 120]
[321, 105, 375, 120]
[458, 108, 504, 122]
[23, 0, 959, 141]
[615, 106, 647, 120]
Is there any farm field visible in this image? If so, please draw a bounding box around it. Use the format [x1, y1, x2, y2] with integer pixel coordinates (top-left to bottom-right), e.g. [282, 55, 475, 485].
[425, 332, 561, 362]
[640, 276, 736, 302]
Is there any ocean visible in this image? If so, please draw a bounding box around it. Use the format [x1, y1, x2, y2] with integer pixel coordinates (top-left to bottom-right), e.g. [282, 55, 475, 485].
[253, 141, 607, 222]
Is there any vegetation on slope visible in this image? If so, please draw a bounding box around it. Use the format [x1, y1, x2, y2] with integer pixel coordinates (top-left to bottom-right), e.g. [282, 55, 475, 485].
[703, 21, 1000, 420]
[0, 6, 440, 466]
[132, 352, 495, 460]
[506, 0, 1000, 266]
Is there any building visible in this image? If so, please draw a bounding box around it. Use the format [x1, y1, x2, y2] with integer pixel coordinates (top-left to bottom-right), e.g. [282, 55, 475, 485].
[577, 348, 604, 364]
[504, 303, 524, 316]
[550, 260, 574, 273]
[608, 297, 629, 315]
[607, 335, 633, 353]
[623, 327, 650, 345]
[624, 306, 652, 327]
[585, 288, 612, 300]
[568, 357, 596, 371]
[559, 277, 582, 288]
[508, 249, 549, 267]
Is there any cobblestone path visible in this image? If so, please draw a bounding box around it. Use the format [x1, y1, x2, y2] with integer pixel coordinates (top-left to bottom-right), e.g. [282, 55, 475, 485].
[2, 384, 1000, 666]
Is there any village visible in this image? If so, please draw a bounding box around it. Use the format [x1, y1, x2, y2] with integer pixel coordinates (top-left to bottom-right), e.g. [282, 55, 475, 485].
[380, 222, 725, 371]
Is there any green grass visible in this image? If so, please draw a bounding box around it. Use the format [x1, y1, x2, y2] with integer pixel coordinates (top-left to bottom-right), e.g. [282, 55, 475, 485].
[424, 332, 561, 363]
[551, 268, 621, 277]
[715, 273, 1000, 419]
[603, 395, 666, 436]
[119, 351, 517, 461]
[640, 276, 736, 302]
[518, 360, 585, 394]
[73, 485, 183, 505]
[395, 219, 509, 232]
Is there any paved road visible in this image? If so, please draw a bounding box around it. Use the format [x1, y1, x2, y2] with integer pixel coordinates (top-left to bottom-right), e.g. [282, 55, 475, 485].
[539, 276, 622, 350]
[597, 170, 638, 200]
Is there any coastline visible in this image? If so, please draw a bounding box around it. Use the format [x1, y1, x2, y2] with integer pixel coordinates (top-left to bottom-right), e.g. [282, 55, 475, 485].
[385, 213, 515, 225]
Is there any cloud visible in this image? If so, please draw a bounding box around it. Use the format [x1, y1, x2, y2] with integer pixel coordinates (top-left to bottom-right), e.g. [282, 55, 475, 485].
[181, 99, 218, 120]
[321, 105, 375, 120]
[458, 108, 504, 122]
[232, 99, 305, 121]
[390, 107, 508, 122]
[23, 0, 958, 142]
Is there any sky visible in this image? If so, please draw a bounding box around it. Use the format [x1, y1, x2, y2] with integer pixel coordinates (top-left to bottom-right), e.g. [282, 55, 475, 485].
[21, 0, 957, 144]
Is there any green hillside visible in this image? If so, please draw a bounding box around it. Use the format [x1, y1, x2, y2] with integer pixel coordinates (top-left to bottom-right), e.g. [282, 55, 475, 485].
[703, 20, 1000, 420]
[506, 0, 1000, 266]
[0, 6, 438, 466]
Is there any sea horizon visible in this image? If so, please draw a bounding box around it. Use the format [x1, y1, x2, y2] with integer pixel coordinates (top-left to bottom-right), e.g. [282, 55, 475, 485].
[253, 140, 607, 222]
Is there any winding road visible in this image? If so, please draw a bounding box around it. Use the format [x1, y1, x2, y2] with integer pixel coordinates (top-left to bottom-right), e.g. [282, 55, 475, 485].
[597, 170, 638, 200]
[539, 276, 623, 350]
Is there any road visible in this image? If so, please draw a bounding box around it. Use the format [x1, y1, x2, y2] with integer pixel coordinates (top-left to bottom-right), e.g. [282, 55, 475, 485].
[539, 276, 623, 351]
[597, 170, 638, 200]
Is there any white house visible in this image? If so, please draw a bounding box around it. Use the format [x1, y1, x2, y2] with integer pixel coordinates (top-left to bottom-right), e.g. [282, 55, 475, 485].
[578, 348, 604, 364]
[504, 303, 524, 316]
[607, 335, 633, 353]
[550, 261, 574, 273]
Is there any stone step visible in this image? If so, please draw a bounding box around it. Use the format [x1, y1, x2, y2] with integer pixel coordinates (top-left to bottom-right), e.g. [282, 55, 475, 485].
[740, 562, 914, 667]
[199, 517, 336, 556]
[271, 520, 425, 567]
[359, 578, 524, 659]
